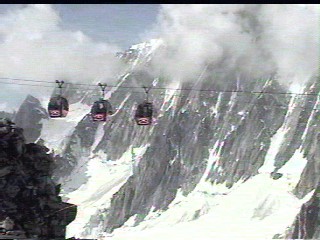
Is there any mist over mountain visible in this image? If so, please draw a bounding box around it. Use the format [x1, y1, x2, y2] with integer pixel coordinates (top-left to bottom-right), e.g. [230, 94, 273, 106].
[1, 4, 319, 240]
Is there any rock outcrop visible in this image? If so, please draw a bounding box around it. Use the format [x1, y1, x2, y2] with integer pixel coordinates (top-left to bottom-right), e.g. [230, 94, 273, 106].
[0, 111, 15, 120]
[14, 95, 48, 143]
[0, 118, 77, 239]
[286, 183, 320, 239]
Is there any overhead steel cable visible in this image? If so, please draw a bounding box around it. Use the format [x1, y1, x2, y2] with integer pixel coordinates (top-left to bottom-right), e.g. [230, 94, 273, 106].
[0, 76, 319, 97]
[0, 77, 319, 112]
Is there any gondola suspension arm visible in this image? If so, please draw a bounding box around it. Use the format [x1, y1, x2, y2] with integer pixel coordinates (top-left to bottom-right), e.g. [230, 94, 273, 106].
[143, 86, 152, 102]
[98, 83, 108, 100]
[56, 80, 65, 96]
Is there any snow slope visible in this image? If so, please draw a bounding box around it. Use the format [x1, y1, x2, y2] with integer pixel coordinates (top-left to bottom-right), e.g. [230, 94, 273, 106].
[259, 95, 298, 174]
[106, 174, 312, 240]
[65, 146, 149, 239]
[40, 102, 91, 154]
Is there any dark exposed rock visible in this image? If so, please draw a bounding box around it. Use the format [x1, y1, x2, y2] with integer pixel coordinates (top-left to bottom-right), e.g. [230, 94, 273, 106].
[0, 119, 77, 239]
[100, 72, 290, 233]
[270, 172, 283, 180]
[292, 79, 320, 199]
[286, 183, 320, 239]
[272, 233, 284, 239]
[56, 114, 97, 190]
[0, 111, 15, 120]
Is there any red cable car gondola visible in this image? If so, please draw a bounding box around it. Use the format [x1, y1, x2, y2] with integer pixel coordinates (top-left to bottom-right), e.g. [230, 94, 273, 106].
[48, 80, 69, 118]
[134, 86, 153, 126]
[91, 83, 113, 122]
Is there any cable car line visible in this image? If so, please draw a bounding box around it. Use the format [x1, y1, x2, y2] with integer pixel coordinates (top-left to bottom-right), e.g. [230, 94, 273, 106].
[0, 79, 319, 114]
[0, 76, 319, 97]
[1, 79, 319, 107]
[1, 80, 319, 112]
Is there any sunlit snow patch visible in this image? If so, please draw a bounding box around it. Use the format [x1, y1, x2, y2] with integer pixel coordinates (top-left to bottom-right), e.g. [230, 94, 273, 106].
[158, 81, 180, 117]
[277, 148, 308, 186]
[259, 94, 298, 173]
[66, 145, 149, 239]
[40, 102, 91, 154]
[301, 93, 319, 141]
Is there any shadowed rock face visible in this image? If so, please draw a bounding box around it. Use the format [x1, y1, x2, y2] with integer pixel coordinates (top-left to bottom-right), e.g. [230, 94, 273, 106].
[292, 80, 320, 199]
[287, 183, 320, 239]
[101, 75, 292, 232]
[99, 70, 319, 234]
[281, 79, 320, 239]
[56, 114, 100, 191]
[0, 120, 76, 239]
[14, 95, 48, 143]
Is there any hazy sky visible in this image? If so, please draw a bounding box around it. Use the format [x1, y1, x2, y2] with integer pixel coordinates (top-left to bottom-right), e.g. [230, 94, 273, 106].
[0, 4, 160, 49]
[0, 4, 160, 111]
[0, 4, 318, 112]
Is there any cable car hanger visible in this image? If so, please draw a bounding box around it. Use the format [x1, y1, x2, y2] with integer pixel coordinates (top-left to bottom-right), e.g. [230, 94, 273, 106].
[48, 80, 69, 118]
[143, 85, 152, 102]
[56, 80, 65, 96]
[98, 83, 108, 100]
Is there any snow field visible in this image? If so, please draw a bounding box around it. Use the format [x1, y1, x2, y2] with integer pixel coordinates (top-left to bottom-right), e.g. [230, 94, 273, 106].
[66, 146, 149, 239]
[107, 174, 313, 240]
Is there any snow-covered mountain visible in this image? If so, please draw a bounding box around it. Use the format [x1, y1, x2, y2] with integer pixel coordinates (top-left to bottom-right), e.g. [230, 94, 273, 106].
[14, 38, 320, 239]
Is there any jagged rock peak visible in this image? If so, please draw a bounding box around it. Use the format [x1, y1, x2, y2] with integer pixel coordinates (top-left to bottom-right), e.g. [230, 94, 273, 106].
[25, 94, 41, 103]
[14, 95, 48, 143]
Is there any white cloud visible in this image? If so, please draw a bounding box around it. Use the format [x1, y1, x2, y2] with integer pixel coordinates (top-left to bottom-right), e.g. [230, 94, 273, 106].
[149, 4, 319, 87]
[0, 4, 124, 107]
